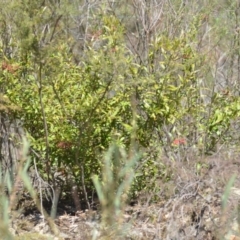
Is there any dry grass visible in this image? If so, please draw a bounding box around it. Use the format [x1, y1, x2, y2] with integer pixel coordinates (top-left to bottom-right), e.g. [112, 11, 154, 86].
[1, 142, 240, 240]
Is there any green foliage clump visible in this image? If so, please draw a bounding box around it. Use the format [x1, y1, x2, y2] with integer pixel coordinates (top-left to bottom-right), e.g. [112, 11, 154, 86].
[92, 143, 139, 238]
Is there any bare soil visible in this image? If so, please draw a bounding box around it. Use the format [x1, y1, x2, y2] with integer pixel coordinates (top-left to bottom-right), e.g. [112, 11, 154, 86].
[9, 151, 240, 240]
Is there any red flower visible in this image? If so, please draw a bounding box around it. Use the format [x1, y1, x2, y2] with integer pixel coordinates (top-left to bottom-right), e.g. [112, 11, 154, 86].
[56, 141, 73, 149]
[1, 62, 19, 74]
[172, 138, 186, 146]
